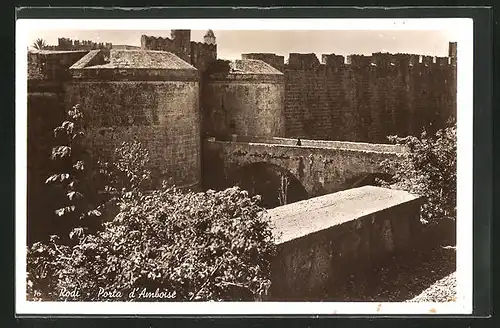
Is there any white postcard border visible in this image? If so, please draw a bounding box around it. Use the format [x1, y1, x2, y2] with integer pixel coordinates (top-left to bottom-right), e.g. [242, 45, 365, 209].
[15, 17, 474, 315]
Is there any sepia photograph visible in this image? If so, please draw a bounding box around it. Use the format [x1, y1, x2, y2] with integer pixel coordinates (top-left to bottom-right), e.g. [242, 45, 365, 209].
[16, 17, 473, 315]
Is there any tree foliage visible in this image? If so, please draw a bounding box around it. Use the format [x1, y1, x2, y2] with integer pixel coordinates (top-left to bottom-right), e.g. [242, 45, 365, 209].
[27, 104, 277, 302]
[47, 106, 93, 213]
[33, 38, 48, 50]
[27, 187, 276, 302]
[44, 104, 154, 237]
[379, 123, 457, 225]
[43, 104, 106, 237]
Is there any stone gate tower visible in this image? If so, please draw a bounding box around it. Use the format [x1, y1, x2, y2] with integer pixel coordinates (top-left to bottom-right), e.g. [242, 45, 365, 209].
[170, 29, 192, 63]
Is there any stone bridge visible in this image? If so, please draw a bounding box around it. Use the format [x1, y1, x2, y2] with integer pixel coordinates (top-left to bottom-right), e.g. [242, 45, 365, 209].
[203, 136, 405, 207]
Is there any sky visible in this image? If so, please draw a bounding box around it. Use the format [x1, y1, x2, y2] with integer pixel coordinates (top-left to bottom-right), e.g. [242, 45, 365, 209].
[28, 29, 457, 60]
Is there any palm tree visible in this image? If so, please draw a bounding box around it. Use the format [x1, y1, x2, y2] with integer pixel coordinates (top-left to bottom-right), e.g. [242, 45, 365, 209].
[32, 38, 48, 50]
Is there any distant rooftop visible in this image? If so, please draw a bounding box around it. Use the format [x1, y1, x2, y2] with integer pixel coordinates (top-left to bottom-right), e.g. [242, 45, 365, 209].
[206, 58, 283, 82]
[230, 59, 283, 75]
[71, 49, 197, 70]
[69, 49, 199, 81]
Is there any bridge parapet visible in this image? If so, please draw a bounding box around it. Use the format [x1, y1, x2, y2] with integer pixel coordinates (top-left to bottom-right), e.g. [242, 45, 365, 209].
[203, 137, 405, 197]
[211, 135, 406, 153]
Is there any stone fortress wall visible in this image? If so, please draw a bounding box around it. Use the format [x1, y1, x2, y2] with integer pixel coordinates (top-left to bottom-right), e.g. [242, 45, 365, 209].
[243, 44, 457, 143]
[140, 30, 456, 144]
[26, 31, 458, 292]
[27, 30, 457, 192]
[44, 37, 113, 51]
[140, 30, 217, 73]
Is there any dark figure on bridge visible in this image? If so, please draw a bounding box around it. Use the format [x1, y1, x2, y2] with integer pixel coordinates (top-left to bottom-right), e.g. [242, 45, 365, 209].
[296, 138, 302, 146]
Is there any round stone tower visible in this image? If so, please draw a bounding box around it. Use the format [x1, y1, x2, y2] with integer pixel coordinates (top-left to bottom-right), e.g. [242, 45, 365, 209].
[203, 59, 285, 138]
[66, 49, 202, 189]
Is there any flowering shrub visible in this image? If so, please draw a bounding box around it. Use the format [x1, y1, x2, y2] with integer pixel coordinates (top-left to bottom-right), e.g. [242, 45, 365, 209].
[27, 186, 276, 302]
[379, 123, 457, 225]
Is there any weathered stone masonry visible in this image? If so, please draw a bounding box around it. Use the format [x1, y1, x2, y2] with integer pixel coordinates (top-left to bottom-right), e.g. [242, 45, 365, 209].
[203, 59, 285, 138]
[141, 31, 217, 73]
[27, 31, 457, 196]
[268, 186, 424, 300]
[142, 33, 457, 145]
[243, 45, 457, 143]
[27, 50, 93, 240]
[26, 32, 457, 296]
[203, 136, 404, 197]
[67, 49, 202, 188]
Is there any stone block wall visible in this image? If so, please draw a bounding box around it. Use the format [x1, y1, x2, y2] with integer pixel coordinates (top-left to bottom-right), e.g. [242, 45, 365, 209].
[202, 138, 402, 197]
[268, 186, 424, 300]
[170, 30, 192, 63]
[190, 41, 217, 73]
[27, 51, 90, 181]
[27, 91, 67, 242]
[27, 50, 91, 242]
[202, 59, 285, 138]
[241, 49, 457, 143]
[141, 35, 177, 52]
[64, 80, 201, 188]
[242, 53, 285, 72]
[202, 80, 285, 138]
[28, 51, 90, 82]
[141, 34, 217, 73]
[44, 38, 112, 51]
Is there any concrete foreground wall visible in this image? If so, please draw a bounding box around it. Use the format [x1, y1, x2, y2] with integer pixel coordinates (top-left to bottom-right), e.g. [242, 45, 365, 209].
[267, 186, 424, 300]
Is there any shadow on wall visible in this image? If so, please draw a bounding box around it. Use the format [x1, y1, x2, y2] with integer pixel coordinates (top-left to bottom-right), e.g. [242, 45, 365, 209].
[229, 162, 308, 209]
[309, 172, 394, 197]
[348, 172, 393, 189]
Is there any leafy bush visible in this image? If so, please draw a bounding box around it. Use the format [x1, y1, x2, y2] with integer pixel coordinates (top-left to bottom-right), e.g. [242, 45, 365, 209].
[43, 104, 153, 239]
[28, 103, 278, 302]
[44, 104, 100, 231]
[27, 187, 276, 302]
[379, 123, 457, 225]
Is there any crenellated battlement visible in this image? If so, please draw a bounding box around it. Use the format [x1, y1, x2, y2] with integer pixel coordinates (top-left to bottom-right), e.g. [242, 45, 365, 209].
[287, 53, 321, 69]
[140, 35, 176, 52]
[244, 48, 456, 72]
[190, 41, 217, 72]
[276, 44, 457, 143]
[321, 54, 345, 67]
[28, 30, 457, 147]
[141, 32, 217, 72]
[44, 37, 112, 51]
[287, 53, 455, 70]
[241, 53, 285, 71]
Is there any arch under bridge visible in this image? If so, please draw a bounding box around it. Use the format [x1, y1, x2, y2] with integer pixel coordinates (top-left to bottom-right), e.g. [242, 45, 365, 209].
[202, 136, 405, 208]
